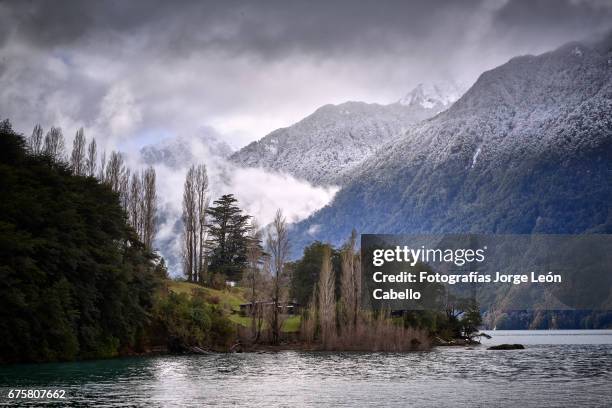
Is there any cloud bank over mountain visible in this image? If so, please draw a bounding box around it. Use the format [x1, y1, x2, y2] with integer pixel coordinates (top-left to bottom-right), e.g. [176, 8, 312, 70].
[2, 0, 611, 151]
[135, 132, 337, 274]
[1, 0, 611, 272]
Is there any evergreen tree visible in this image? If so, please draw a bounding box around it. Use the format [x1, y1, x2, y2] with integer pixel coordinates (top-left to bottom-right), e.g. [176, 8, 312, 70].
[290, 241, 341, 306]
[205, 194, 250, 281]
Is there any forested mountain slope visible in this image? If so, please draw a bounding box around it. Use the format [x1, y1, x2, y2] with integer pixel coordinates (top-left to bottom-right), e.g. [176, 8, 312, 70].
[230, 82, 462, 186]
[291, 36, 612, 253]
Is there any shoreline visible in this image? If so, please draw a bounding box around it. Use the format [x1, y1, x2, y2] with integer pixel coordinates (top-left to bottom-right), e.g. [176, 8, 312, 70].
[14, 329, 612, 365]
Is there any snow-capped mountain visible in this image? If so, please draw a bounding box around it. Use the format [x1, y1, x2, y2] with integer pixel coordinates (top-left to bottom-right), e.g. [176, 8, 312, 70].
[398, 81, 463, 111]
[230, 83, 464, 186]
[291, 35, 612, 254]
[140, 127, 233, 169]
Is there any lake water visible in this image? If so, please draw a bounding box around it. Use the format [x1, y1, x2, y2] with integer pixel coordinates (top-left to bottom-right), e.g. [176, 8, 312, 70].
[1, 330, 611, 407]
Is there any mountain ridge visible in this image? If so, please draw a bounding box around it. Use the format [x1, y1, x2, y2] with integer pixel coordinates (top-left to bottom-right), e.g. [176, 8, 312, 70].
[140, 129, 234, 169]
[289, 36, 612, 255]
[230, 83, 463, 186]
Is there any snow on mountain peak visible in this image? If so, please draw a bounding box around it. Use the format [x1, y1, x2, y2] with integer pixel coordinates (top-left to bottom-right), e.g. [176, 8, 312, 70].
[140, 127, 234, 168]
[291, 37, 612, 257]
[398, 81, 463, 110]
[230, 81, 466, 187]
[572, 46, 583, 57]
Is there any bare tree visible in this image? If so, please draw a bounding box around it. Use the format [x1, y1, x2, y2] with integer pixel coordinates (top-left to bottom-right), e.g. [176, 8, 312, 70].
[300, 284, 318, 345]
[318, 246, 336, 348]
[340, 229, 361, 332]
[70, 128, 86, 175]
[182, 167, 197, 282]
[180, 164, 208, 283]
[181, 230, 191, 282]
[98, 150, 106, 181]
[245, 220, 265, 341]
[354, 251, 362, 326]
[120, 167, 130, 210]
[194, 164, 209, 282]
[85, 137, 97, 177]
[266, 209, 290, 345]
[129, 170, 143, 237]
[28, 124, 43, 155]
[142, 166, 157, 251]
[104, 151, 130, 212]
[105, 151, 125, 192]
[43, 127, 65, 161]
[102, 150, 130, 215]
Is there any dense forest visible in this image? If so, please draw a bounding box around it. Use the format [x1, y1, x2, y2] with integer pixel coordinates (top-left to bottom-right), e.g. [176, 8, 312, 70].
[0, 121, 154, 362]
[0, 122, 234, 363]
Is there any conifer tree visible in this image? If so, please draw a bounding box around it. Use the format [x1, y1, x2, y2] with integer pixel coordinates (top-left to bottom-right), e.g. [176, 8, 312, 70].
[206, 194, 250, 281]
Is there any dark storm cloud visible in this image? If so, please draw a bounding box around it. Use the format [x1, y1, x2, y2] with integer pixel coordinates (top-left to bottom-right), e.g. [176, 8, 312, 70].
[0, 0, 167, 47]
[3, 0, 482, 56]
[492, 0, 612, 44]
[2, 0, 609, 64]
[2, 0, 610, 66]
[1, 0, 611, 143]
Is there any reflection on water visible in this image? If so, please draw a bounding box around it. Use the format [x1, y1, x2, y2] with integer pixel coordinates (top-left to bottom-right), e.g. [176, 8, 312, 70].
[1, 331, 611, 407]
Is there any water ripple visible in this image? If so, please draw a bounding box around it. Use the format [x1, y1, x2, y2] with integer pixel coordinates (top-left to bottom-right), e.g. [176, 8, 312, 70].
[1, 336, 611, 407]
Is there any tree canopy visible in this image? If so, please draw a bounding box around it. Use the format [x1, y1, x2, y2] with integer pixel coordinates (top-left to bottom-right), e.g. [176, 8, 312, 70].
[290, 241, 341, 306]
[0, 122, 160, 363]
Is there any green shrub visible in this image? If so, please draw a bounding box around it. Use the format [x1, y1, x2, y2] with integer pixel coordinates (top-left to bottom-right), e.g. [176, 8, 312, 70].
[154, 292, 235, 351]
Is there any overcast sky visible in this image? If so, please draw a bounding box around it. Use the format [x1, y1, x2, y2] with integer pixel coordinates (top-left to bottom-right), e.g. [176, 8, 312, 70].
[2, 0, 611, 273]
[1, 0, 611, 151]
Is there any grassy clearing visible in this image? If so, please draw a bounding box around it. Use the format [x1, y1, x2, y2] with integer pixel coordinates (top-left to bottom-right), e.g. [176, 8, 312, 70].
[166, 280, 301, 333]
[167, 281, 246, 311]
[229, 314, 301, 333]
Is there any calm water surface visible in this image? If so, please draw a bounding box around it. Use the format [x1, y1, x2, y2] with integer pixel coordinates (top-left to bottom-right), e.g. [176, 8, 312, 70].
[1, 330, 611, 407]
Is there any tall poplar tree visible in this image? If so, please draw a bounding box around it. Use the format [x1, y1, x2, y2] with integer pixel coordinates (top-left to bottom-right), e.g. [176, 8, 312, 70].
[70, 127, 86, 175]
[181, 164, 208, 283]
